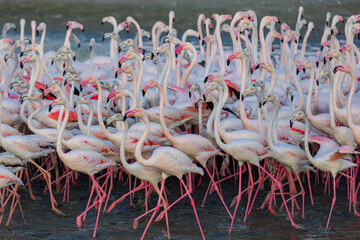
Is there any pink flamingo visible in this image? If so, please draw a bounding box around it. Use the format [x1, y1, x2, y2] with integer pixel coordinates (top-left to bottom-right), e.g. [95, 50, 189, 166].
[143, 80, 232, 218]
[124, 108, 205, 240]
[53, 96, 115, 237]
[290, 111, 359, 229]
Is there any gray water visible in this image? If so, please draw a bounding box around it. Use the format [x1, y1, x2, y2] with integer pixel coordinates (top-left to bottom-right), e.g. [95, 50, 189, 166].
[0, 0, 360, 238]
[2, 0, 360, 59]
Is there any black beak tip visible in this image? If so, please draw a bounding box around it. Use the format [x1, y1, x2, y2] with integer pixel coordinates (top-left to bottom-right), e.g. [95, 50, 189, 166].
[316, 80, 319, 86]
[316, 61, 319, 68]
[291, 95, 294, 102]
[296, 69, 300, 75]
[78, 43, 80, 48]
[188, 92, 192, 98]
[20, 62, 24, 69]
[82, 28, 85, 32]
[226, 59, 230, 66]
[203, 94, 206, 101]
[142, 89, 146, 97]
[201, 40, 205, 46]
[36, 30, 39, 36]
[241, 95, 245, 101]
[204, 76, 208, 83]
[290, 121, 293, 128]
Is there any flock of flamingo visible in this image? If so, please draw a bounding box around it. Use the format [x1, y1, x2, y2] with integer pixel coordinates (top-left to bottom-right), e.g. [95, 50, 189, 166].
[0, 6, 358, 239]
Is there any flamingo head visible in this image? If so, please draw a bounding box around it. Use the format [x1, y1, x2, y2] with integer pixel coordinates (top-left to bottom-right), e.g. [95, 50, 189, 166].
[299, 6, 304, 19]
[259, 94, 278, 108]
[263, 16, 279, 25]
[204, 74, 220, 84]
[49, 97, 66, 112]
[296, 61, 311, 75]
[74, 97, 91, 109]
[106, 114, 124, 126]
[142, 80, 158, 96]
[324, 50, 337, 64]
[340, 44, 352, 53]
[66, 21, 84, 32]
[203, 82, 220, 99]
[226, 51, 242, 66]
[21, 93, 38, 102]
[20, 54, 36, 69]
[290, 111, 306, 128]
[36, 22, 46, 36]
[9, 81, 29, 90]
[333, 65, 352, 75]
[63, 74, 81, 86]
[124, 108, 143, 120]
[107, 90, 120, 102]
[241, 87, 257, 101]
[115, 66, 132, 78]
[80, 77, 95, 90]
[118, 54, 129, 68]
[250, 62, 265, 74]
[175, 44, 186, 57]
[281, 23, 291, 33]
[101, 16, 116, 26]
[202, 35, 214, 46]
[189, 83, 200, 98]
[211, 13, 218, 20]
[316, 69, 331, 86]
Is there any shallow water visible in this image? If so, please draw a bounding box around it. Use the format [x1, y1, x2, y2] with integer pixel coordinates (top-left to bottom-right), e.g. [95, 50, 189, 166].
[0, 175, 359, 239]
[0, 0, 360, 238]
[2, 0, 360, 60]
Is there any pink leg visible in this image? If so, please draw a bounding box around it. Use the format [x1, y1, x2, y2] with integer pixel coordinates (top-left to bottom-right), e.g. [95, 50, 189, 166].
[258, 165, 300, 229]
[180, 179, 205, 240]
[229, 164, 242, 234]
[306, 171, 314, 205]
[203, 166, 232, 218]
[25, 169, 36, 200]
[140, 179, 165, 240]
[107, 181, 147, 213]
[243, 162, 255, 223]
[326, 176, 336, 230]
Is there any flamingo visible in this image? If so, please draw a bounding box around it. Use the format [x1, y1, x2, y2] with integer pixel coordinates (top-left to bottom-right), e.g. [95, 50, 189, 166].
[290, 111, 360, 229]
[53, 96, 115, 238]
[123, 108, 205, 240]
[143, 80, 232, 218]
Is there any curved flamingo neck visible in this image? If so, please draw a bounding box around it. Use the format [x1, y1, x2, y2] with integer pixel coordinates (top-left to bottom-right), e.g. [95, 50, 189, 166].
[205, 41, 217, 77]
[134, 112, 152, 167]
[197, 16, 205, 56]
[303, 115, 315, 163]
[27, 57, 40, 96]
[129, 19, 143, 48]
[3, 56, 18, 97]
[300, 26, 312, 62]
[56, 102, 70, 161]
[180, 44, 197, 88]
[120, 119, 133, 170]
[213, 86, 227, 150]
[96, 80, 115, 141]
[346, 72, 357, 131]
[214, 19, 226, 77]
[259, 20, 267, 63]
[327, 73, 337, 129]
[157, 83, 176, 143]
[305, 66, 315, 120]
